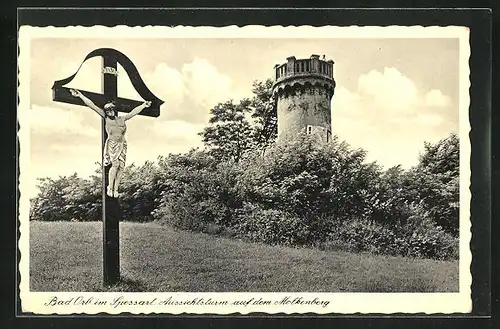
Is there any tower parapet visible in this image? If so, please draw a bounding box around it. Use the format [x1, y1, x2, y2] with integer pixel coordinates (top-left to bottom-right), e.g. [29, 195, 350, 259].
[272, 54, 336, 143]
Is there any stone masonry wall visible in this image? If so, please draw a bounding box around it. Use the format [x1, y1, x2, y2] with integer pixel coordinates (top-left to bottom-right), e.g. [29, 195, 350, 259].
[276, 84, 333, 141]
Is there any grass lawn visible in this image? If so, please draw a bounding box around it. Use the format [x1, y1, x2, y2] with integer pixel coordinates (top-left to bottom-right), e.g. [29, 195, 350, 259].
[30, 221, 459, 292]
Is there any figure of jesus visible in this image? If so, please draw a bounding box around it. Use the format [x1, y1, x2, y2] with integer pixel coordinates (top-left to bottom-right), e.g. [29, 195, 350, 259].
[70, 89, 151, 197]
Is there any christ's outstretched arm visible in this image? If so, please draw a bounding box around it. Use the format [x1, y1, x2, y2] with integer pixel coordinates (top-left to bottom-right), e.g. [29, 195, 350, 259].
[122, 101, 152, 121]
[70, 89, 105, 117]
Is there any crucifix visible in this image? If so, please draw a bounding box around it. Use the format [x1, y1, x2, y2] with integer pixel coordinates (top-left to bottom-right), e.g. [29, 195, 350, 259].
[52, 48, 164, 286]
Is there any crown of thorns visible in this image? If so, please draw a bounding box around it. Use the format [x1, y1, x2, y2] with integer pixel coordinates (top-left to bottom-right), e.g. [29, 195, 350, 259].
[104, 102, 116, 110]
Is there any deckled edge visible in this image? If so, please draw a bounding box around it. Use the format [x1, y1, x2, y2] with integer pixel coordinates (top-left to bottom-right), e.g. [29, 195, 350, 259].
[17, 24, 472, 315]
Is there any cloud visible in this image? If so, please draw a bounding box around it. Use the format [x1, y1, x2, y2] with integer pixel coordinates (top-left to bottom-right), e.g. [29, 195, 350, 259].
[333, 87, 361, 113]
[64, 56, 244, 126]
[26, 38, 459, 188]
[154, 57, 243, 124]
[151, 120, 205, 140]
[181, 57, 234, 107]
[416, 113, 445, 127]
[122, 120, 205, 166]
[117, 62, 186, 115]
[60, 57, 103, 94]
[28, 105, 101, 184]
[357, 67, 418, 113]
[28, 102, 207, 183]
[58, 56, 242, 126]
[332, 67, 457, 168]
[29, 104, 100, 137]
[425, 89, 452, 107]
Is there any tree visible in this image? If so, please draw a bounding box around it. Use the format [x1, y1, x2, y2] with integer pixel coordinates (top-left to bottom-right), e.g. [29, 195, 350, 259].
[30, 176, 72, 221]
[406, 134, 460, 235]
[418, 133, 459, 181]
[238, 133, 380, 222]
[199, 100, 255, 163]
[248, 79, 277, 150]
[30, 173, 101, 221]
[118, 161, 162, 222]
[199, 79, 277, 161]
[61, 174, 101, 221]
[152, 150, 243, 231]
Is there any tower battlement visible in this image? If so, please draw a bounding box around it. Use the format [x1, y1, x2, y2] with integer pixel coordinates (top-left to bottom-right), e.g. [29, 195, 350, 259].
[273, 54, 335, 84]
[272, 55, 336, 143]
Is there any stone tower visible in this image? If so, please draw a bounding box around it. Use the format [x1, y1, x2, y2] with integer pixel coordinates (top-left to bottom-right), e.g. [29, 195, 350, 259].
[272, 54, 336, 143]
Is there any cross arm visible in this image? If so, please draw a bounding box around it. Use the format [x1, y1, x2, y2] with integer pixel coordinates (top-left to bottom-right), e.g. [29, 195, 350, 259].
[52, 86, 160, 118]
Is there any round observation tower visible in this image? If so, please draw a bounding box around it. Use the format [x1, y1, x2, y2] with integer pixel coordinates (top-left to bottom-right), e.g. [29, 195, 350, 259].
[272, 54, 336, 143]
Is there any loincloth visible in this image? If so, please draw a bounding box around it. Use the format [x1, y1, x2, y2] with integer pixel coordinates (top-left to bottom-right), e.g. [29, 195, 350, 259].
[103, 139, 127, 167]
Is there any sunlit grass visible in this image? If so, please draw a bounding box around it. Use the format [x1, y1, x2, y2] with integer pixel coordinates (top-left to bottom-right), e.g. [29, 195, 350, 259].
[30, 221, 459, 292]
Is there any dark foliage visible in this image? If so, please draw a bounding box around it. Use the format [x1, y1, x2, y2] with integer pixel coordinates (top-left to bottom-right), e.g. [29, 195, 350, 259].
[30, 79, 459, 260]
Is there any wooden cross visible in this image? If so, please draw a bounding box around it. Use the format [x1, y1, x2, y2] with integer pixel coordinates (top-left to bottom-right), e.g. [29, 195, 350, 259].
[52, 48, 164, 286]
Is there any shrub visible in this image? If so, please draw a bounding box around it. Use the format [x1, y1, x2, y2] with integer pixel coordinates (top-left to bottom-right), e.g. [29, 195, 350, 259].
[326, 218, 404, 256]
[325, 207, 458, 260]
[396, 208, 459, 260]
[233, 203, 333, 247]
[152, 150, 244, 231]
[403, 134, 460, 235]
[238, 133, 381, 222]
[155, 190, 231, 232]
[30, 173, 101, 222]
[119, 161, 161, 222]
[236, 205, 311, 246]
[29, 131, 460, 261]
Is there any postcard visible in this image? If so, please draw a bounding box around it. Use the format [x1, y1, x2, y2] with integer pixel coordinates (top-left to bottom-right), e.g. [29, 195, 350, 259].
[18, 24, 471, 314]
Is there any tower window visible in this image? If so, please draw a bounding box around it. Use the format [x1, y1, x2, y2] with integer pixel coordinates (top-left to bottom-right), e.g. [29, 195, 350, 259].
[327, 130, 332, 142]
[307, 125, 312, 134]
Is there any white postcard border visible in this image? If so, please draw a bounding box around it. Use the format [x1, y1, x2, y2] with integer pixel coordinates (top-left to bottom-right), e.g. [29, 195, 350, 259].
[18, 25, 472, 315]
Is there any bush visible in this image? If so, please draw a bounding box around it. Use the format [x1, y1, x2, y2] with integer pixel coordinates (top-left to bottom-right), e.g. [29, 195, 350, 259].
[155, 190, 231, 232]
[405, 134, 460, 235]
[30, 163, 163, 223]
[30, 173, 101, 222]
[325, 207, 458, 260]
[233, 203, 333, 247]
[235, 205, 311, 246]
[118, 161, 162, 222]
[152, 150, 244, 231]
[396, 208, 459, 260]
[326, 218, 404, 256]
[238, 133, 381, 222]
[29, 132, 460, 261]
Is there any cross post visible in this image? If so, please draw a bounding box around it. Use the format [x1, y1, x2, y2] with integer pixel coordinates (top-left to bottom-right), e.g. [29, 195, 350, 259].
[102, 53, 120, 285]
[52, 48, 163, 287]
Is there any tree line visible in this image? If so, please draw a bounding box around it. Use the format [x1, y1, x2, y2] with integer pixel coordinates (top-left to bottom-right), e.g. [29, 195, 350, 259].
[30, 80, 460, 260]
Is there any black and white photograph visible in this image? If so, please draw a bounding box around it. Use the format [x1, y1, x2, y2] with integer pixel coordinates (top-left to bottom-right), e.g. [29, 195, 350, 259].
[18, 24, 472, 314]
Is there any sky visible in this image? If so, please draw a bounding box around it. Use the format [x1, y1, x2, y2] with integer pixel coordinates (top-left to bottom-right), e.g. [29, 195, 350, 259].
[26, 36, 460, 194]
